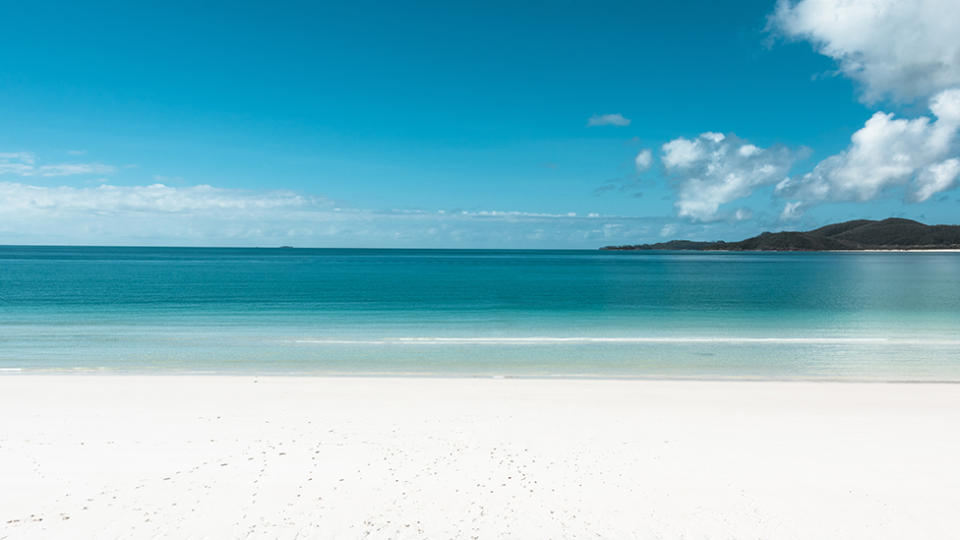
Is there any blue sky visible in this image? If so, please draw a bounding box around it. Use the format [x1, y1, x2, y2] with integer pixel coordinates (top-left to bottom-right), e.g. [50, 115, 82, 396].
[1, 0, 959, 247]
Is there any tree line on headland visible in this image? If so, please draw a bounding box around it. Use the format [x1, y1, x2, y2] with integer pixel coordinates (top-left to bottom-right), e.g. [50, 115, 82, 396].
[602, 218, 960, 251]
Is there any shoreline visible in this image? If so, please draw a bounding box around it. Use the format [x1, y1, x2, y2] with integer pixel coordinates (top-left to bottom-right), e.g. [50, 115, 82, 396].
[3, 375, 960, 538]
[603, 248, 960, 252]
[3, 369, 960, 384]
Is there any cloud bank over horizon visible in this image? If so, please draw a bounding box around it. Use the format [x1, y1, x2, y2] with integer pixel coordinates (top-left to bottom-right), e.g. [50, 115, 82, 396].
[0, 180, 679, 248]
[0, 152, 118, 177]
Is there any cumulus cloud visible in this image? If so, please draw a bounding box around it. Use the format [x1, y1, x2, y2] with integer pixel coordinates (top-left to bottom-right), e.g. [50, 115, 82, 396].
[772, 0, 960, 103]
[776, 88, 960, 214]
[587, 113, 631, 127]
[613, 0, 960, 223]
[913, 158, 960, 202]
[634, 149, 652, 172]
[0, 152, 117, 177]
[661, 138, 703, 169]
[660, 132, 796, 221]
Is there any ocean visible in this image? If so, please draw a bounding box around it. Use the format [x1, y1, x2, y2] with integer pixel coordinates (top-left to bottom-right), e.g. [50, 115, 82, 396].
[1, 246, 958, 380]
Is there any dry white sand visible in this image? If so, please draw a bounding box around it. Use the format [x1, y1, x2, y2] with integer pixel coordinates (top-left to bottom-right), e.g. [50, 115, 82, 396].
[2, 376, 959, 539]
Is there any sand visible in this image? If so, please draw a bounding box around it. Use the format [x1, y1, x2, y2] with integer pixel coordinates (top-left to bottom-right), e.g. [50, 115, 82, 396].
[1, 376, 959, 539]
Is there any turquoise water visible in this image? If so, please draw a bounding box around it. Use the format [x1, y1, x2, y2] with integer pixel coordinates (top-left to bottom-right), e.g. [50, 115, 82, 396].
[1, 246, 959, 380]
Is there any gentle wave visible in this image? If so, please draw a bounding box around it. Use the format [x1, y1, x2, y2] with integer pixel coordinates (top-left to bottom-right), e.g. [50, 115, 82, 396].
[292, 337, 960, 345]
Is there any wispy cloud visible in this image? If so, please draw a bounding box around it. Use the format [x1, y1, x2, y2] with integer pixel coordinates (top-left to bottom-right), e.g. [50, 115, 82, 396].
[0, 181, 673, 248]
[0, 152, 35, 163]
[0, 182, 314, 213]
[0, 152, 36, 175]
[587, 113, 631, 127]
[35, 163, 118, 176]
[659, 223, 678, 238]
[0, 152, 118, 177]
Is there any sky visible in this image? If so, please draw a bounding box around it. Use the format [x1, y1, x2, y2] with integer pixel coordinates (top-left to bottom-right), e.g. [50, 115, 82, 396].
[1, 0, 959, 248]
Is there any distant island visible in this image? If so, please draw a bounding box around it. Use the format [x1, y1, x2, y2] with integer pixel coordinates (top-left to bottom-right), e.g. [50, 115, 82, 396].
[602, 218, 960, 251]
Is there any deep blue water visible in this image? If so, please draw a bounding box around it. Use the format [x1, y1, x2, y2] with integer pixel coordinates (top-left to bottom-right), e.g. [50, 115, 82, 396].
[1, 246, 959, 379]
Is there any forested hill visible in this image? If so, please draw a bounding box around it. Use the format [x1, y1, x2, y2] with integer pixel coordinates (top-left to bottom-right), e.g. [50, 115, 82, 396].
[602, 218, 960, 251]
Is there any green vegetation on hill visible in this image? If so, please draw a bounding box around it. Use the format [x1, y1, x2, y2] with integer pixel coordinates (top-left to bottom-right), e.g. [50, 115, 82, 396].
[602, 218, 960, 251]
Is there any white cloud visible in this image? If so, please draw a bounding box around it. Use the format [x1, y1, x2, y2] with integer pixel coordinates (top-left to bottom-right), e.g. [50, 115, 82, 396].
[661, 138, 702, 168]
[0, 152, 38, 175]
[634, 148, 652, 172]
[66, 149, 87, 156]
[659, 223, 678, 238]
[0, 182, 314, 213]
[779, 201, 804, 221]
[615, 0, 960, 224]
[0, 181, 671, 248]
[776, 88, 960, 209]
[913, 158, 960, 202]
[587, 113, 631, 127]
[660, 132, 796, 221]
[35, 163, 118, 176]
[700, 132, 726, 143]
[738, 144, 760, 157]
[0, 152, 35, 164]
[772, 0, 960, 103]
[0, 152, 118, 177]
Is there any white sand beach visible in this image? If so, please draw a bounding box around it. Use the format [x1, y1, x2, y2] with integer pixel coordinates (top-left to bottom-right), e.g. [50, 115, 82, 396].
[2, 376, 959, 539]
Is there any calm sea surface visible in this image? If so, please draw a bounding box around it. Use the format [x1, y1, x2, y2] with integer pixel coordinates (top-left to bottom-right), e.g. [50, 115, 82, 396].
[1, 246, 959, 380]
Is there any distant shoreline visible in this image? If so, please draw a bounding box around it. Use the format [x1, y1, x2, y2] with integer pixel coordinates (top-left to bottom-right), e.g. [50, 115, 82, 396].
[606, 248, 960, 253]
[603, 218, 960, 251]
[829, 248, 960, 252]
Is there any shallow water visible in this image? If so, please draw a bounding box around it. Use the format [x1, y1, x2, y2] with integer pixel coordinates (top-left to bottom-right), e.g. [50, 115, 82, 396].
[1, 246, 959, 379]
